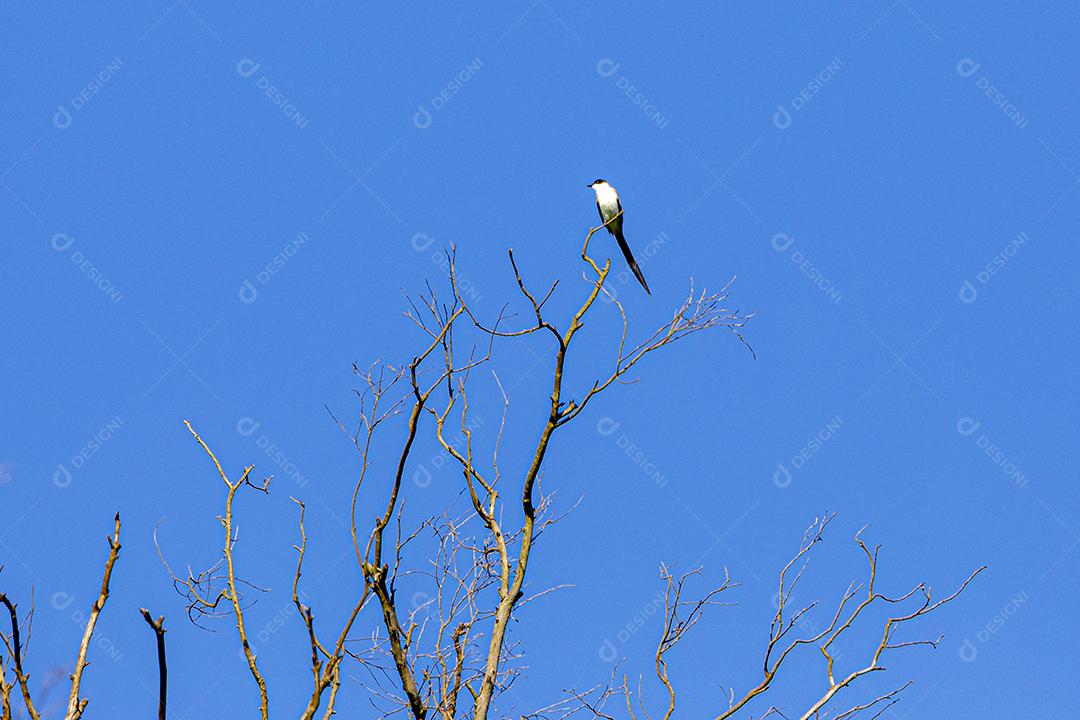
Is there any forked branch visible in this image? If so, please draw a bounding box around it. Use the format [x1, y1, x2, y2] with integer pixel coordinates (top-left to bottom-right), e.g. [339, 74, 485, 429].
[157, 421, 271, 719]
[139, 609, 167, 720]
[65, 513, 122, 720]
[572, 517, 983, 720]
[0, 575, 40, 720]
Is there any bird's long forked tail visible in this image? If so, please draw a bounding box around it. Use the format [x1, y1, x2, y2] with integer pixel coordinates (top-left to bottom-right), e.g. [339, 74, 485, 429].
[615, 231, 651, 295]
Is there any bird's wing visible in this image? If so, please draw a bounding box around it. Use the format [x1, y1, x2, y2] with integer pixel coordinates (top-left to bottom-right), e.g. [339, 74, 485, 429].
[595, 194, 623, 235]
[611, 197, 624, 236]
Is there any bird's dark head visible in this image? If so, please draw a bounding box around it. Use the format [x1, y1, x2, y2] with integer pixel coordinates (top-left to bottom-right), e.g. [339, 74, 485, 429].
[587, 178, 607, 188]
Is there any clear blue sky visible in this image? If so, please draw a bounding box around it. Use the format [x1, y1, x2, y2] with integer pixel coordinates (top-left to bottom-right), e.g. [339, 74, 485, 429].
[2, 2, 1076, 717]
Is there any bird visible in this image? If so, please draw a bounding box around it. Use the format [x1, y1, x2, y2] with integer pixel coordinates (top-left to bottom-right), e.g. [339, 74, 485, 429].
[587, 179, 651, 294]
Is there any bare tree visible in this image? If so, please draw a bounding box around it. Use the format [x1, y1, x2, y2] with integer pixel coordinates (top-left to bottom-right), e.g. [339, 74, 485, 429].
[563, 514, 985, 720]
[0, 215, 980, 719]
[1, 515, 122, 720]
[330, 215, 754, 718]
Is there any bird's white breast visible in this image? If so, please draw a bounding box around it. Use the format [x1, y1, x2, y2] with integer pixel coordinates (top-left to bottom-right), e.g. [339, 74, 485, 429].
[594, 183, 620, 219]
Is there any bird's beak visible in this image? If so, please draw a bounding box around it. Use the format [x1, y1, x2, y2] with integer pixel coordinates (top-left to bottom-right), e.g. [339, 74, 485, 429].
[585, 184, 592, 188]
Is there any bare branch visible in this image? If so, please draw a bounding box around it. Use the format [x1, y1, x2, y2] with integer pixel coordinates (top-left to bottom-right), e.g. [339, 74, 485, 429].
[65, 513, 122, 720]
[0, 582, 39, 720]
[181, 421, 269, 719]
[593, 517, 983, 720]
[139, 610, 167, 720]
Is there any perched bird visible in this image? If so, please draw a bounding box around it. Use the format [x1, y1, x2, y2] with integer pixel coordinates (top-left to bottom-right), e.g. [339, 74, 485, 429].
[587, 179, 651, 294]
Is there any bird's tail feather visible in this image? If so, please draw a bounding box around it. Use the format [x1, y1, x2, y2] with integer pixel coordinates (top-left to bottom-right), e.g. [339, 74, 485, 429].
[615, 231, 651, 295]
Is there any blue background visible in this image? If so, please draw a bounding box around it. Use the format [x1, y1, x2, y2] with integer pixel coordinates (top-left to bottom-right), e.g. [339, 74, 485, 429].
[1, 2, 1076, 717]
